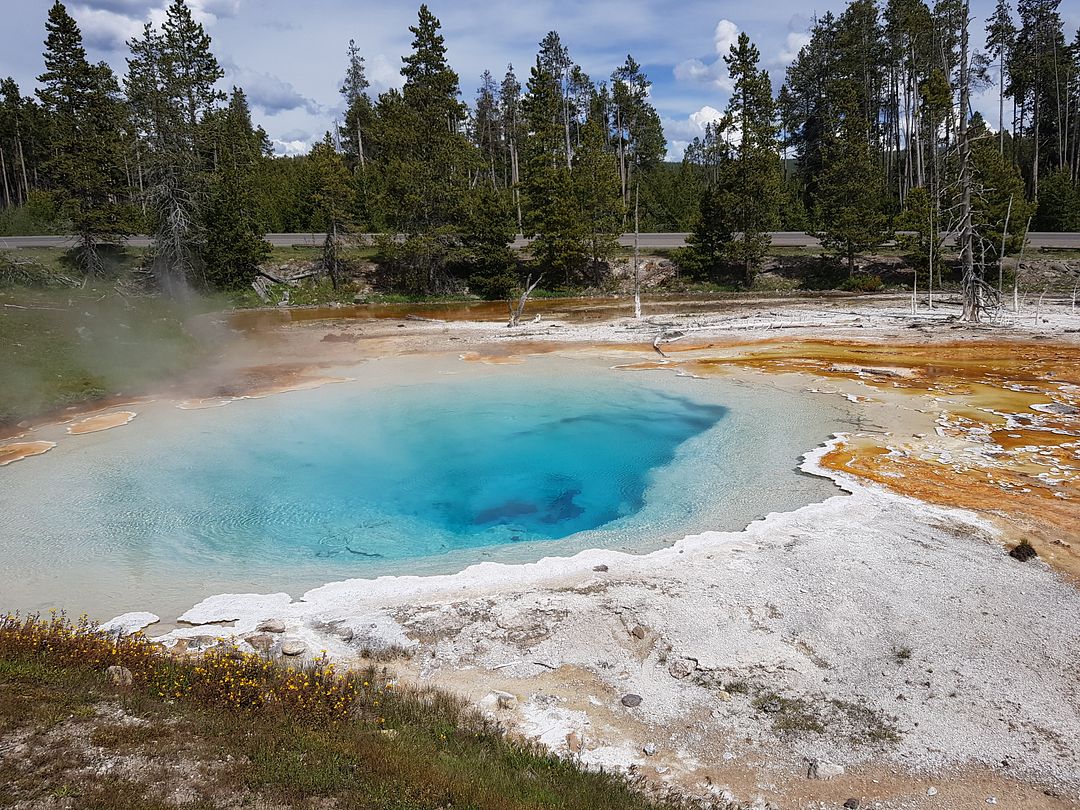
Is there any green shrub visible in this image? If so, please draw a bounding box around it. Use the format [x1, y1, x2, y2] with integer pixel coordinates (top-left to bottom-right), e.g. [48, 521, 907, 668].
[841, 273, 884, 292]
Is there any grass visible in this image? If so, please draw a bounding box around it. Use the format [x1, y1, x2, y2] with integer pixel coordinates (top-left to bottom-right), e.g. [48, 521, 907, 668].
[751, 688, 900, 746]
[0, 613, 680, 810]
[0, 276, 221, 427]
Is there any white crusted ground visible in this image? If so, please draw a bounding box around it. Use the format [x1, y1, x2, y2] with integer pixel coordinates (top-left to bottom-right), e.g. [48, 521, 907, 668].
[153, 438, 1080, 801]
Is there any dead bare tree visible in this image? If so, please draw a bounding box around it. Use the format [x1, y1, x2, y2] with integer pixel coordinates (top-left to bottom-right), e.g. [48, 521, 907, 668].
[507, 273, 542, 327]
[1014, 215, 1033, 314]
[632, 184, 642, 320]
[958, 0, 980, 323]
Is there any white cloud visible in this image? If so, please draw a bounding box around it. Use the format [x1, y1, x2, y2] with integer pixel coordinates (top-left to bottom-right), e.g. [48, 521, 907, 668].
[777, 31, 811, 64]
[713, 20, 739, 57]
[272, 138, 313, 156]
[71, 5, 144, 51]
[664, 104, 725, 142]
[366, 54, 404, 94]
[231, 68, 323, 116]
[673, 19, 739, 91]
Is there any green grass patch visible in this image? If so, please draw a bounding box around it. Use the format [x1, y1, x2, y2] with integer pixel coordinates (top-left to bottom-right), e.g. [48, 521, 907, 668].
[0, 276, 221, 426]
[0, 614, 678, 809]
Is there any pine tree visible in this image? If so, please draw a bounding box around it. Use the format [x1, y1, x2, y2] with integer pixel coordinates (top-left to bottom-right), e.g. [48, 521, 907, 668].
[611, 56, 665, 209]
[203, 88, 271, 289]
[125, 1, 224, 293]
[720, 33, 782, 285]
[985, 0, 1017, 154]
[522, 51, 586, 282]
[339, 39, 372, 170]
[37, 1, 132, 274]
[461, 185, 518, 298]
[499, 65, 524, 230]
[373, 4, 471, 235]
[816, 99, 890, 273]
[472, 71, 501, 188]
[573, 112, 623, 271]
[308, 133, 353, 288]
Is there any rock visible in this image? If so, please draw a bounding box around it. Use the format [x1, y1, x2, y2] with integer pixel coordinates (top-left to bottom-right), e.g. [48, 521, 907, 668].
[1032, 402, 1079, 416]
[493, 690, 516, 710]
[715, 690, 732, 702]
[280, 639, 306, 656]
[244, 633, 274, 654]
[844, 800, 860, 809]
[986, 799, 997, 806]
[566, 732, 583, 754]
[592, 564, 609, 572]
[106, 665, 133, 687]
[257, 619, 287, 633]
[927, 787, 939, 796]
[807, 760, 845, 779]
[631, 625, 647, 640]
[643, 743, 658, 757]
[99, 612, 159, 636]
[667, 657, 696, 679]
[621, 693, 643, 708]
[335, 626, 355, 642]
[761, 698, 783, 713]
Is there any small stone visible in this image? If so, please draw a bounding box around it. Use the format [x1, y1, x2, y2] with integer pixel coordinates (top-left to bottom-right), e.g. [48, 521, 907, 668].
[807, 760, 845, 780]
[667, 657, 696, 679]
[621, 693, 643, 708]
[643, 743, 658, 756]
[245, 633, 274, 654]
[257, 619, 287, 633]
[844, 800, 860, 809]
[986, 799, 997, 806]
[761, 698, 783, 713]
[280, 639, 306, 656]
[492, 690, 516, 710]
[715, 690, 732, 702]
[631, 625, 647, 640]
[593, 564, 609, 572]
[927, 787, 939, 796]
[105, 665, 133, 687]
[566, 732, 583, 753]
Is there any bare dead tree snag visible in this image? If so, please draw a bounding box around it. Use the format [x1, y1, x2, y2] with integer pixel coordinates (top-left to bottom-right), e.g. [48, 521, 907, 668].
[507, 273, 542, 327]
[958, 1, 979, 323]
[633, 184, 642, 320]
[999, 194, 1013, 294]
[652, 332, 668, 358]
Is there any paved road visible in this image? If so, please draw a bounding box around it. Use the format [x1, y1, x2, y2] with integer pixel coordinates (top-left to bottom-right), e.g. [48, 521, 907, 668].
[3, 231, 1079, 249]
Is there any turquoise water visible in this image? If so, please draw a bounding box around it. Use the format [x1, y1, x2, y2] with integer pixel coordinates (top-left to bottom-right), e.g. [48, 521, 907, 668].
[0, 357, 845, 619]
[114, 378, 726, 562]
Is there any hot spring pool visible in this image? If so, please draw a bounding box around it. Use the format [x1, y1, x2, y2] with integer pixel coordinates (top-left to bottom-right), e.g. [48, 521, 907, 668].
[0, 354, 848, 621]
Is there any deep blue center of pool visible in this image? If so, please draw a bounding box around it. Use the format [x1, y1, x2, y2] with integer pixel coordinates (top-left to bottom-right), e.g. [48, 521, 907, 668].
[103, 376, 728, 564]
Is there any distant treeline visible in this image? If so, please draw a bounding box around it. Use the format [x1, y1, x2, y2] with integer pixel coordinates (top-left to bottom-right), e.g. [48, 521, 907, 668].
[0, 0, 1078, 296]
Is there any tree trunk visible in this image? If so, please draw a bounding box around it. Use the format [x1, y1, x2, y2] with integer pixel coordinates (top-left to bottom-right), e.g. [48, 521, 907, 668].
[999, 50, 1006, 155]
[0, 145, 10, 208]
[16, 122, 30, 204]
[959, 2, 979, 324]
[356, 124, 365, 170]
[633, 184, 641, 319]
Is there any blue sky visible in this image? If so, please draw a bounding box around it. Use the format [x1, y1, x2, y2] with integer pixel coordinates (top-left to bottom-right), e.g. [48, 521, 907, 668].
[2, 0, 1077, 160]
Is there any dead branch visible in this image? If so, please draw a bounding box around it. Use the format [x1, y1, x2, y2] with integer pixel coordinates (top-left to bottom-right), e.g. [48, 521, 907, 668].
[507, 273, 543, 327]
